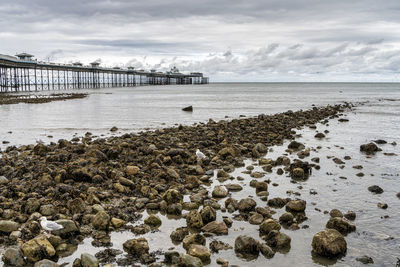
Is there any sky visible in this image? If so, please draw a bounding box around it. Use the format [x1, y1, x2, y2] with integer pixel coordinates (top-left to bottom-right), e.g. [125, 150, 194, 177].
[1, 0, 400, 82]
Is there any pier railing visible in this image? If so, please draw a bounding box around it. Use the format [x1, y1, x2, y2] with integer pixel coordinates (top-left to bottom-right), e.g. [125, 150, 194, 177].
[0, 54, 209, 93]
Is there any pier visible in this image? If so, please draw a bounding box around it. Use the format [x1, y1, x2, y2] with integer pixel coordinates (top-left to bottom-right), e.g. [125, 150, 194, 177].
[0, 53, 209, 93]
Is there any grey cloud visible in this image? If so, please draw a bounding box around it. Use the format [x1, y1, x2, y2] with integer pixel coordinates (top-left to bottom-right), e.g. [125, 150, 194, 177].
[1, 0, 400, 81]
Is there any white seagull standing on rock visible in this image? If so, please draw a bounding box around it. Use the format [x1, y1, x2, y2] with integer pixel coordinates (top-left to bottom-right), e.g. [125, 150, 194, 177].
[196, 149, 206, 160]
[39, 217, 63, 237]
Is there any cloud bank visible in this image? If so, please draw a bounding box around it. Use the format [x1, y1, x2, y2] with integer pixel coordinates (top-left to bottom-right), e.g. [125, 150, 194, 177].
[1, 0, 400, 81]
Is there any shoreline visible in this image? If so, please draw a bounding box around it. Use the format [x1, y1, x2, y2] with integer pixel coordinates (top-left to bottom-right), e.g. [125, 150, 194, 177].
[0, 103, 358, 266]
[0, 93, 88, 105]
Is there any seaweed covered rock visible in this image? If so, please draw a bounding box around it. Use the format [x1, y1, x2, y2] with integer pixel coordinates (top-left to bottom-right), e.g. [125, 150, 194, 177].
[312, 229, 347, 257]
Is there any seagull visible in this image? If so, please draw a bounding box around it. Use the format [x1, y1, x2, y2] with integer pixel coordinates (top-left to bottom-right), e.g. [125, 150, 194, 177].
[196, 149, 206, 159]
[39, 217, 63, 237]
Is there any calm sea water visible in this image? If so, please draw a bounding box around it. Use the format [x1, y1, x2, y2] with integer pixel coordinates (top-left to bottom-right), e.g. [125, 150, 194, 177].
[0, 83, 400, 266]
[0, 83, 399, 150]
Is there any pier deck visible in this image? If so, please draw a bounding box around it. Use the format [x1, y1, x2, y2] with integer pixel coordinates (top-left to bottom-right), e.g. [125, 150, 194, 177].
[0, 53, 209, 92]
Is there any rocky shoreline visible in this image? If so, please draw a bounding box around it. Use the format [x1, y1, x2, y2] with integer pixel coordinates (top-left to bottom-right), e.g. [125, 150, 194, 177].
[0, 93, 88, 105]
[0, 103, 360, 266]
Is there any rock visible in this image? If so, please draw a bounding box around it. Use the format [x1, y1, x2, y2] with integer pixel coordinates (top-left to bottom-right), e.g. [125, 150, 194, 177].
[182, 106, 193, 112]
[0, 176, 9, 184]
[209, 241, 232, 252]
[144, 215, 162, 227]
[264, 230, 291, 249]
[111, 218, 125, 228]
[54, 219, 79, 235]
[22, 235, 56, 262]
[234, 235, 259, 255]
[163, 189, 183, 204]
[200, 206, 216, 224]
[216, 257, 229, 266]
[68, 198, 86, 214]
[279, 212, 294, 223]
[225, 184, 243, 192]
[123, 238, 149, 256]
[356, 255, 374, 264]
[330, 209, 343, 218]
[178, 254, 203, 267]
[268, 197, 289, 208]
[0, 220, 19, 233]
[288, 141, 304, 150]
[186, 210, 204, 229]
[92, 211, 110, 230]
[344, 211, 356, 221]
[249, 213, 264, 225]
[164, 251, 180, 264]
[25, 198, 40, 214]
[238, 198, 257, 212]
[212, 186, 228, 198]
[255, 181, 268, 192]
[182, 234, 206, 250]
[34, 259, 59, 267]
[397, 192, 400, 199]
[40, 205, 56, 216]
[377, 203, 388, 209]
[291, 168, 305, 178]
[254, 143, 268, 154]
[259, 243, 275, 258]
[188, 245, 211, 262]
[81, 253, 99, 267]
[201, 221, 228, 235]
[110, 126, 118, 132]
[260, 219, 281, 234]
[360, 143, 379, 154]
[2, 247, 26, 266]
[315, 133, 325, 138]
[286, 200, 306, 212]
[368, 185, 383, 194]
[326, 217, 356, 234]
[126, 165, 140, 175]
[170, 227, 189, 242]
[312, 229, 347, 257]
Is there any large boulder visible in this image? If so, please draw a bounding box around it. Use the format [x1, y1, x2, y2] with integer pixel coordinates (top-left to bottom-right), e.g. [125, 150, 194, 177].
[234, 235, 259, 255]
[54, 219, 79, 235]
[312, 229, 347, 257]
[182, 234, 206, 250]
[21, 235, 56, 262]
[0, 220, 19, 233]
[92, 211, 110, 230]
[34, 259, 59, 267]
[326, 217, 356, 234]
[264, 230, 291, 249]
[360, 143, 379, 154]
[144, 215, 162, 227]
[188, 245, 211, 262]
[212, 186, 228, 198]
[2, 247, 26, 266]
[163, 189, 183, 204]
[285, 200, 306, 212]
[123, 238, 149, 256]
[200, 206, 216, 224]
[259, 219, 281, 234]
[201, 221, 228, 235]
[238, 198, 257, 212]
[186, 210, 203, 229]
[178, 254, 203, 267]
[81, 253, 99, 267]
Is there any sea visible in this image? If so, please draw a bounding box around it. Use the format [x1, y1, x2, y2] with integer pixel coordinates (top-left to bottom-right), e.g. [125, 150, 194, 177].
[0, 83, 399, 266]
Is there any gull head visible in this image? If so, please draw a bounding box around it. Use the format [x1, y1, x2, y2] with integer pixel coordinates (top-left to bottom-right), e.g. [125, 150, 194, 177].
[39, 216, 47, 222]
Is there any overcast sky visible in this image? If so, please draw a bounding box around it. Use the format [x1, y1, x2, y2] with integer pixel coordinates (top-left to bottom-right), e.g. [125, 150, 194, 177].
[1, 0, 400, 81]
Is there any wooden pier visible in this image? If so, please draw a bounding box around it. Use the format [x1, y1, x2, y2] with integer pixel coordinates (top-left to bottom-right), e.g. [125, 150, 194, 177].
[0, 53, 209, 93]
